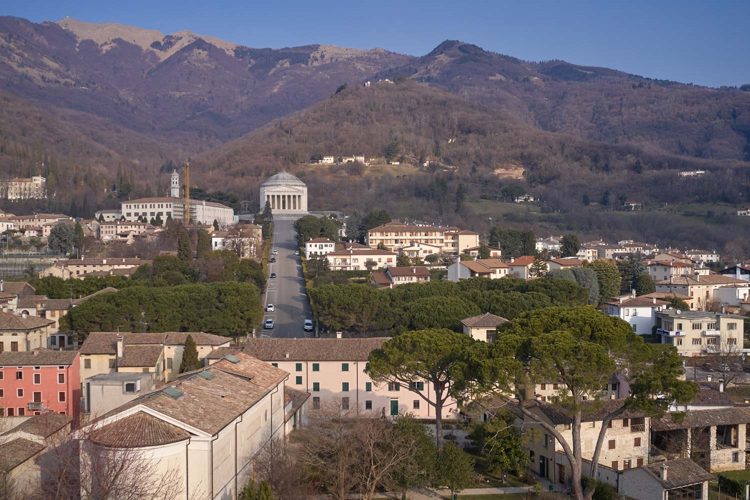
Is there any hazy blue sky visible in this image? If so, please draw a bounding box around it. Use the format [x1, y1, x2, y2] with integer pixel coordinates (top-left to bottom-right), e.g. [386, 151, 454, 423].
[4, 0, 749, 87]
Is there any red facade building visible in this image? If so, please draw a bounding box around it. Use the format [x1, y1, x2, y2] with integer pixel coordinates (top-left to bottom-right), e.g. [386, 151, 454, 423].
[0, 350, 80, 421]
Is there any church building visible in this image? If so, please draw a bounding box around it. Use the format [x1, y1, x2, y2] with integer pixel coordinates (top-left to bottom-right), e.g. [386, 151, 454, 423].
[259, 172, 308, 215]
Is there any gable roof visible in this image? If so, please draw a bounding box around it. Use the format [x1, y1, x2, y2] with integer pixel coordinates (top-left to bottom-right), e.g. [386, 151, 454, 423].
[80, 332, 230, 355]
[657, 275, 744, 286]
[461, 312, 509, 328]
[0, 438, 46, 473]
[0, 350, 77, 367]
[509, 256, 536, 266]
[1, 413, 72, 438]
[652, 407, 750, 431]
[607, 296, 670, 308]
[244, 337, 387, 362]
[118, 345, 163, 368]
[90, 411, 190, 448]
[460, 261, 493, 274]
[634, 458, 713, 489]
[387, 266, 430, 278]
[0, 311, 55, 331]
[0, 281, 36, 296]
[549, 258, 585, 267]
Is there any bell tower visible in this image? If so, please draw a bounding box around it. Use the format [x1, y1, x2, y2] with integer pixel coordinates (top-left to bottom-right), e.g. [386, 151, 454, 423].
[170, 169, 180, 198]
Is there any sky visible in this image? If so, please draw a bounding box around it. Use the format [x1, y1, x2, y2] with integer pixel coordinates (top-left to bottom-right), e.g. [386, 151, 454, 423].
[4, 0, 750, 87]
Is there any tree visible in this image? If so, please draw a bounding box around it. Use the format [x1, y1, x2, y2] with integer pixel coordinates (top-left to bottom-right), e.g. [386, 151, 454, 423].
[213, 219, 219, 231]
[469, 411, 528, 475]
[196, 229, 212, 259]
[478, 244, 491, 259]
[454, 183, 466, 213]
[493, 306, 696, 500]
[560, 234, 580, 258]
[97, 214, 105, 223]
[240, 480, 274, 500]
[154, 214, 163, 226]
[634, 273, 655, 295]
[489, 227, 535, 259]
[383, 139, 399, 161]
[367, 329, 491, 448]
[550, 268, 600, 305]
[529, 258, 548, 278]
[396, 253, 411, 267]
[262, 200, 273, 221]
[435, 443, 474, 495]
[252, 438, 311, 499]
[588, 260, 621, 303]
[179, 335, 200, 373]
[390, 416, 436, 497]
[48, 222, 76, 256]
[74, 221, 85, 258]
[177, 226, 192, 262]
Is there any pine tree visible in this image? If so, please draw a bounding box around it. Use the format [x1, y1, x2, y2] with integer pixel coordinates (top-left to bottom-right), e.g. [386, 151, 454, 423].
[179, 335, 201, 373]
[177, 227, 193, 262]
[196, 229, 211, 259]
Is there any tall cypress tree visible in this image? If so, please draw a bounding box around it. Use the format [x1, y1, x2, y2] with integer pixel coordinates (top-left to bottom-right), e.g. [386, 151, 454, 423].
[179, 335, 201, 373]
[177, 227, 192, 262]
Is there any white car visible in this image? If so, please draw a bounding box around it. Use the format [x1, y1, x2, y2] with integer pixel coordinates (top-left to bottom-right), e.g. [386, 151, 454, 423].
[266, 304, 275, 312]
[272, 249, 279, 255]
[304, 319, 313, 332]
[294, 250, 300, 256]
[264, 318, 274, 329]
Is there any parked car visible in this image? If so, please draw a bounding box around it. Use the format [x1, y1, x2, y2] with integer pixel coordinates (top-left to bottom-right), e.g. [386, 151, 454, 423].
[270, 272, 277, 278]
[270, 257, 276, 263]
[294, 250, 300, 256]
[264, 318, 274, 329]
[304, 319, 313, 332]
[272, 249, 279, 255]
[266, 304, 275, 312]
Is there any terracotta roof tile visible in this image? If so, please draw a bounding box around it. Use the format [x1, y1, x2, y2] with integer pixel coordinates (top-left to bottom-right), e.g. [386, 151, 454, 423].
[652, 407, 750, 431]
[509, 256, 536, 266]
[387, 266, 430, 278]
[0, 438, 46, 472]
[0, 281, 36, 296]
[2, 413, 72, 438]
[118, 345, 163, 368]
[0, 311, 54, 331]
[90, 412, 190, 448]
[244, 337, 387, 361]
[637, 458, 713, 489]
[0, 350, 77, 366]
[607, 297, 670, 308]
[80, 332, 230, 355]
[461, 313, 509, 328]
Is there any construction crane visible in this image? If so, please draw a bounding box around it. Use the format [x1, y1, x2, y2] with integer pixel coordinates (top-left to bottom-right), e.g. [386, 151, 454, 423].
[183, 160, 191, 225]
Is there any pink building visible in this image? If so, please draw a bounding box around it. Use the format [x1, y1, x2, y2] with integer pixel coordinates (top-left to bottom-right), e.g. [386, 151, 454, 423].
[0, 350, 80, 421]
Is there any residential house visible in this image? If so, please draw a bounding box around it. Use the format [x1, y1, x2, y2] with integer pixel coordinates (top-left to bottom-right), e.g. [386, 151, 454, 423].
[371, 266, 430, 288]
[94, 208, 122, 222]
[366, 222, 479, 255]
[508, 256, 538, 280]
[462, 246, 502, 259]
[211, 224, 262, 259]
[651, 407, 750, 472]
[78, 332, 232, 390]
[325, 248, 397, 271]
[447, 259, 509, 282]
[0, 312, 56, 352]
[597, 245, 628, 260]
[546, 258, 585, 272]
[712, 283, 750, 310]
[78, 353, 301, 500]
[401, 242, 444, 261]
[656, 274, 746, 311]
[304, 237, 336, 259]
[242, 337, 457, 420]
[84, 372, 155, 417]
[515, 400, 650, 487]
[721, 265, 750, 282]
[618, 458, 712, 500]
[576, 247, 599, 262]
[99, 221, 149, 242]
[9, 213, 70, 230]
[0, 350, 80, 420]
[685, 249, 720, 266]
[0, 413, 73, 497]
[39, 257, 149, 280]
[460, 313, 508, 343]
[0, 281, 36, 297]
[535, 236, 562, 254]
[646, 260, 694, 283]
[605, 295, 671, 335]
[655, 310, 745, 356]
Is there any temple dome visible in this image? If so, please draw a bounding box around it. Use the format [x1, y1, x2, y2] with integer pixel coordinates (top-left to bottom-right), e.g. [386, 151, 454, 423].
[260, 172, 306, 188]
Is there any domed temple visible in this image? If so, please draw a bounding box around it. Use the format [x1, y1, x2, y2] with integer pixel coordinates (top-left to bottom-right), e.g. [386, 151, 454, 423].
[259, 172, 308, 214]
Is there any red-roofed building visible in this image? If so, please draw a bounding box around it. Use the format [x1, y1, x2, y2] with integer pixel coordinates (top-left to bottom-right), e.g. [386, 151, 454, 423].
[371, 266, 430, 288]
[508, 256, 539, 280]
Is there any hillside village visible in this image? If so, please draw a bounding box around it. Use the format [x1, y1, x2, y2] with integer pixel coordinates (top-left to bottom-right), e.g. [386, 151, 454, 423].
[1, 170, 750, 499]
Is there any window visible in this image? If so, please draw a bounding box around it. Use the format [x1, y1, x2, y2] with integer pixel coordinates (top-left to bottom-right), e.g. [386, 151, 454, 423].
[365, 382, 372, 392]
[108, 359, 115, 369]
[728, 338, 738, 345]
[17, 388, 24, 397]
[167, 358, 173, 369]
[312, 363, 319, 372]
[296, 363, 302, 372]
[413, 400, 420, 410]
[84, 359, 91, 369]
[634, 437, 641, 447]
[271, 363, 278, 367]
[313, 397, 320, 409]
[0, 389, 3, 397]
[540, 383, 546, 390]
[388, 382, 400, 391]
[637, 458, 644, 467]
[51, 336, 57, 346]
[728, 322, 738, 331]
[33, 391, 42, 403]
[11, 342, 18, 352]
[8, 408, 14, 417]
[365, 400, 372, 410]
[295, 376, 302, 385]
[607, 420, 612, 428]
[608, 439, 616, 450]
[622, 418, 629, 427]
[18, 408, 24, 416]
[692, 338, 702, 345]
[0, 371, 2, 380]
[676, 338, 683, 346]
[611, 461, 618, 470]
[410, 381, 424, 391]
[623, 459, 632, 470]
[124, 382, 137, 393]
[341, 363, 349, 372]
[692, 322, 702, 330]
[59, 392, 66, 402]
[58, 373, 65, 384]
[342, 397, 350, 410]
[312, 382, 320, 392]
[733, 452, 740, 463]
[34, 373, 41, 384]
[342, 382, 349, 392]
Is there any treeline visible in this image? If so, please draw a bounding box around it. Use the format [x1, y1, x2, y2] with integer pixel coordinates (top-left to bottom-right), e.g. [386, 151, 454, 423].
[309, 277, 587, 334]
[62, 282, 261, 338]
[294, 215, 342, 246]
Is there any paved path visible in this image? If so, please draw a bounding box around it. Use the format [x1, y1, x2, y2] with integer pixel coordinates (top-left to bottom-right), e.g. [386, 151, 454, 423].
[261, 216, 312, 338]
[403, 486, 534, 499]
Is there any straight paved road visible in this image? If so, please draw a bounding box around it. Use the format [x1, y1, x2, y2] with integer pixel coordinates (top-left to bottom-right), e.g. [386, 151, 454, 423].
[261, 217, 312, 338]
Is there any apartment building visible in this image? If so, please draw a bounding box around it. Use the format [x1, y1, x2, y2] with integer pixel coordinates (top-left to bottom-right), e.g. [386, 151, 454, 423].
[655, 310, 745, 356]
[79, 353, 300, 500]
[366, 222, 479, 255]
[98, 221, 149, 242]
[447, 258, 510, 282]
[0, 312, 56, 352]
[325, 248, 397, 271]
[211, 224, 263, 259]
[121, 197, 234, 227]
[646, 260, 694, 283]
[371, 266, 430, 288]
[0, 176, 47, 200]
[242, 338, 458, 420]
[605, 295, 671, 335]
[0, 350, 80, 420]
[656, 274, 746, 311]
[400, 242, 444, 260]
[78, 332, 231, 388]
[304, 237, 336, 259]
[39, 257, 149, 280]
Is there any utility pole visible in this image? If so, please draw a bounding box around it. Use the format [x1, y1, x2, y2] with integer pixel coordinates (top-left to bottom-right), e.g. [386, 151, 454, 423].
[184, 160, 191, 225]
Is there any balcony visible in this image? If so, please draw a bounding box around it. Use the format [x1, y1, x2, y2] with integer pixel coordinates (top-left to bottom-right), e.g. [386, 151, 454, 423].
[631, 423, 646, 432]
[27, 402, 43, 410]
[657, 328, 683, 337]
[702, 329, 721, 337]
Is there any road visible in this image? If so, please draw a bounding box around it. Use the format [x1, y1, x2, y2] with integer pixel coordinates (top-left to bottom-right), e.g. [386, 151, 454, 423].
[261, 216, 312, 338]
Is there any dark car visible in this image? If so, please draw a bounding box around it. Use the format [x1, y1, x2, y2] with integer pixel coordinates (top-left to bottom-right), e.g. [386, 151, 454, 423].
[270, 257, 276, 263]
[270, 272, 277, 278]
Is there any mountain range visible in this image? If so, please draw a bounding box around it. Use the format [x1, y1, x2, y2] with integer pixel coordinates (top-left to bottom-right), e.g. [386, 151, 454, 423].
[1, 16, 750, 252]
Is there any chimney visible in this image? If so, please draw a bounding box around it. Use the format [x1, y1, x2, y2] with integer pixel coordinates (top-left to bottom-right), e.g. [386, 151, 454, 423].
[660, 464, 669, 481]
[631, 289, 636, 298]
[412, 267, 416, 274]
[116, 335, 124, 359]
[0, 280, 3, 292]
[707, 374, 713, 382]
[737, 265, 741, 280]
[32, 350, 39, 357]
[652, 297, 657, 305]
[336, 331, 343, 339]
[719, 380, 725, 393]
[284, 353, 289, 359]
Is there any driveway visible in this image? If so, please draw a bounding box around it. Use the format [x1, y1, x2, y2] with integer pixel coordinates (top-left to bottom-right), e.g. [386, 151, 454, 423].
[261, 216, 313, 338]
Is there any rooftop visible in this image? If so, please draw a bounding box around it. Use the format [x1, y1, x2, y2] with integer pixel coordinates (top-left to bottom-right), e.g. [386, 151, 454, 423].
[607, 296, 670, 308]
[1, 413, 72, 438]
[0, 438, 46, 473]
[655, 309, 745, 320]
[387, 266, 430, 278]
[89, 411, 190, 448]
[461, 312, 509, 328]
[0, 311, 55, 331]
[80, 332, 230, 355]
[260, 172, 306, 188]
[652, 407, 750, 431]
[0, 349, 78, 366]
[657, 274, 744, 286]
[633, 458, 713, 489]
[244, 337, 387, 361]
